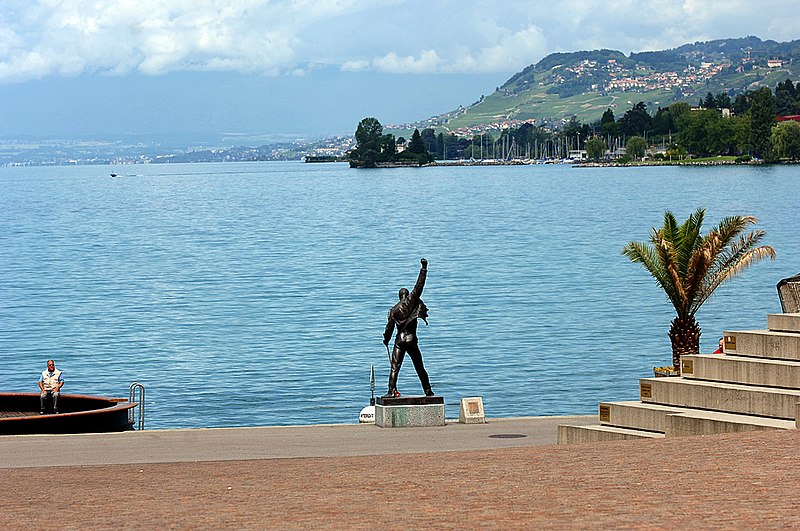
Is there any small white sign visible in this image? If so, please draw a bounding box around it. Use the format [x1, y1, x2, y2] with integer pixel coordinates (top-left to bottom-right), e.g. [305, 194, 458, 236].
[359, 405, 375, 423]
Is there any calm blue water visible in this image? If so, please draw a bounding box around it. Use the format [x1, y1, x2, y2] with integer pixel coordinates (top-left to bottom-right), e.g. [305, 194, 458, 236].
[0, 161, 797, 429]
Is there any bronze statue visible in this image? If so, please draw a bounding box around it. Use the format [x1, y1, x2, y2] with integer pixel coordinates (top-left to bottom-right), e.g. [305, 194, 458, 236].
[383, 258, 433, 397]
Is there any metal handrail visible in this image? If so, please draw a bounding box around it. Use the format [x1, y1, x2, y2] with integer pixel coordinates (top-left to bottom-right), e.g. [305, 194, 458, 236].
[129, 382, 145, 430]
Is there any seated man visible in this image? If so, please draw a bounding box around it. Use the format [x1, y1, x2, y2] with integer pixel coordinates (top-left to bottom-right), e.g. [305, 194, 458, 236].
[713, 337, 724, 354]
[39, 359, 64, 414]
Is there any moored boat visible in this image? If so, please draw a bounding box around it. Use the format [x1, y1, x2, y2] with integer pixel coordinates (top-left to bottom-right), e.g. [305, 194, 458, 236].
[0, 392, 137, 435]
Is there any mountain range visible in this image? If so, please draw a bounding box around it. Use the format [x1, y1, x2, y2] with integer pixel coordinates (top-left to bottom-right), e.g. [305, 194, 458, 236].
[407, 36, 800, 136]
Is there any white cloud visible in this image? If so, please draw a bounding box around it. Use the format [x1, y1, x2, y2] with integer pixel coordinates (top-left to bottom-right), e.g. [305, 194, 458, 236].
[341, 60, 371, 72]
[0, 0, 796, 83]
[470, 26, 548, 72]
[373, 50, 440, 74]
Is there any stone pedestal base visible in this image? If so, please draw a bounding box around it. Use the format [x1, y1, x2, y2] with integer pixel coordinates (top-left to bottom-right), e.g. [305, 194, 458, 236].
[375, 396, 445, 428]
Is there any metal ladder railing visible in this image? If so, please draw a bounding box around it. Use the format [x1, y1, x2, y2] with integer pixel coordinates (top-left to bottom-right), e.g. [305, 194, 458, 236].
[129, 382, 145, 430]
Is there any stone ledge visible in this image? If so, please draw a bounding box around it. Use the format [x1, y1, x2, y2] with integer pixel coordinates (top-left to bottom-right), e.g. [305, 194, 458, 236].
[375, 398, 445, 428]
[682, 354, 800, 387]
[640, 377, 800, 419]
[720, 329, 800, 360]
[768, 313, 800, 333]
[557, 424, 664, 444]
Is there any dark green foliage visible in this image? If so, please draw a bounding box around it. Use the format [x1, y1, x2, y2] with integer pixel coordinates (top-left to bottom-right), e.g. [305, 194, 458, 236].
[652, 107, 674, 135]
[771, 120, 800, 160]
[619, 102, 653, 137]
[626, 136, 647, 160]
[407, 129, 425, 154]
[351, 117, 384, 167]
[700, 91, 732, 110]
[714, 93, 732, 109]
[421, 128, 439, 155]
[585, 137, 607, 160]
[749, 87, 777, 159]
[351, 119, 432, 167]
[600, 108, 619, 137]
[438, 134, 471, 160]
[381, 134, 397, 159]
[776, 79, 798, 99]
[537, 49, 630, 70]
[675, 109, 748, 156]
[355, 117, 383, 147]
[775, 79, 800, 116]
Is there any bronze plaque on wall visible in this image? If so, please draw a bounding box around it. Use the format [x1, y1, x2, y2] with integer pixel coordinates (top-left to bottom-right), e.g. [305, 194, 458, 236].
[640, 382, 652, 398]
[599, 405, 610, 422]
[681, 359, 694, 374]
[724, 335, 737, 351]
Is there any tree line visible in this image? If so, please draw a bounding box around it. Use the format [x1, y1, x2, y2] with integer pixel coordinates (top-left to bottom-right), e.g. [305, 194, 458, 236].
[350, 78, 800, 166]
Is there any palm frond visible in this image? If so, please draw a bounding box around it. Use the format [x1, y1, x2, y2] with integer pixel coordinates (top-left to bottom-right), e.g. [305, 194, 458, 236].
[660, 211, 679, 246]
[623, 240, 681, 307]
[692, 230, 776, 313]
[626, 209, 775, 320]
[684, 236, 715, 305]
[655, 232, 689, 313]
[713, 215, 757, 249]
[675, 208, 705, 277]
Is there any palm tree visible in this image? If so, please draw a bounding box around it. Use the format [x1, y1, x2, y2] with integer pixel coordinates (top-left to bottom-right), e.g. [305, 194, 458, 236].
[623, 208, 776, 374]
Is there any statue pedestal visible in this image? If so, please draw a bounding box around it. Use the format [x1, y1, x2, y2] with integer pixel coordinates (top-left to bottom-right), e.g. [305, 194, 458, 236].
[375, 396, 445, 428]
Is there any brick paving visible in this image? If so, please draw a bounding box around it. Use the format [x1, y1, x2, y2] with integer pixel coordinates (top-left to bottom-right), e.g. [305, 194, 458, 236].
[2, 428, 799, 529]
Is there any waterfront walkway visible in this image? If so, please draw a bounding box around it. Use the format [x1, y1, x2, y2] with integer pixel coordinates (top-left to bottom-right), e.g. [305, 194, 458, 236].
[2, 416, 799, 529]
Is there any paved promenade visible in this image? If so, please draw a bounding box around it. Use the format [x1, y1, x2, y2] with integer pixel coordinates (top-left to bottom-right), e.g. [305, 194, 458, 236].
[2, 416, 799, 529]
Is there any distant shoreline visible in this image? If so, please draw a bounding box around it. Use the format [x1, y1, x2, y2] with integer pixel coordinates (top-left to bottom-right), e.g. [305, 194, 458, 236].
[575, 159, 766, 168]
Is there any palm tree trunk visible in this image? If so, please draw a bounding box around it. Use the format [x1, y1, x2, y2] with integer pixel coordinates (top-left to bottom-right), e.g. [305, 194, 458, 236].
[668, 315, 701, 374]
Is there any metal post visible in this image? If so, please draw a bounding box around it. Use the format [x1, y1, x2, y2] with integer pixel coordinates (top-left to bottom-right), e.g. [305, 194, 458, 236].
[129, 382, 145, 430]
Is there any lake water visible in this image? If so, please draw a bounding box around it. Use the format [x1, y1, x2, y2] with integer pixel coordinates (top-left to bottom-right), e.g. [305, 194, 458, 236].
[0, 161, 797, 429]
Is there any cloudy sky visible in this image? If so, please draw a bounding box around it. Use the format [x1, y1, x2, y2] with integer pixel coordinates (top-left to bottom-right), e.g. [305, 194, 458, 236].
[0, 0, 797, 140]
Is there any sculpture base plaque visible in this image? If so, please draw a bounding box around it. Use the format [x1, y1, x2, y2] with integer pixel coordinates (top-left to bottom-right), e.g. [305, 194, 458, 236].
[375, 396, 445, 428]
[459, 397, 485, 424]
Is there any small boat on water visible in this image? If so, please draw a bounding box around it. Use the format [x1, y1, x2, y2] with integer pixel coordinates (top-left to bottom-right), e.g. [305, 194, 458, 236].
[0, 392, 137, 435]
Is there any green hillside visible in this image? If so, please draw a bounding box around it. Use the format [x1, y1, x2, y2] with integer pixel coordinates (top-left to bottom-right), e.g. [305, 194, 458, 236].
[410, 36, 800, 135]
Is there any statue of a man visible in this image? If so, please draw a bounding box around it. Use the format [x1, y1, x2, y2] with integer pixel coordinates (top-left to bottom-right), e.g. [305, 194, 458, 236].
[383, 258, 433, 397]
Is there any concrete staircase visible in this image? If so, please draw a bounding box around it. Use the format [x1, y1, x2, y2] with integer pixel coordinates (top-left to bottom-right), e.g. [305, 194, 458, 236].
[558, 313, 800, 444]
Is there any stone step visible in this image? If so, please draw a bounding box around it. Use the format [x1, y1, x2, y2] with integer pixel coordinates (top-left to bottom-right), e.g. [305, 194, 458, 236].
[598, 401, 684, 432]
[681, 354, 800, 388]
[768, 313, 800, 333]
[557, 424, 665, 445]
[639, 377, 800, 419]
[666, 410, 795, 437]
[599, 400, 798, 436]
[720, 329, 800, 360]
